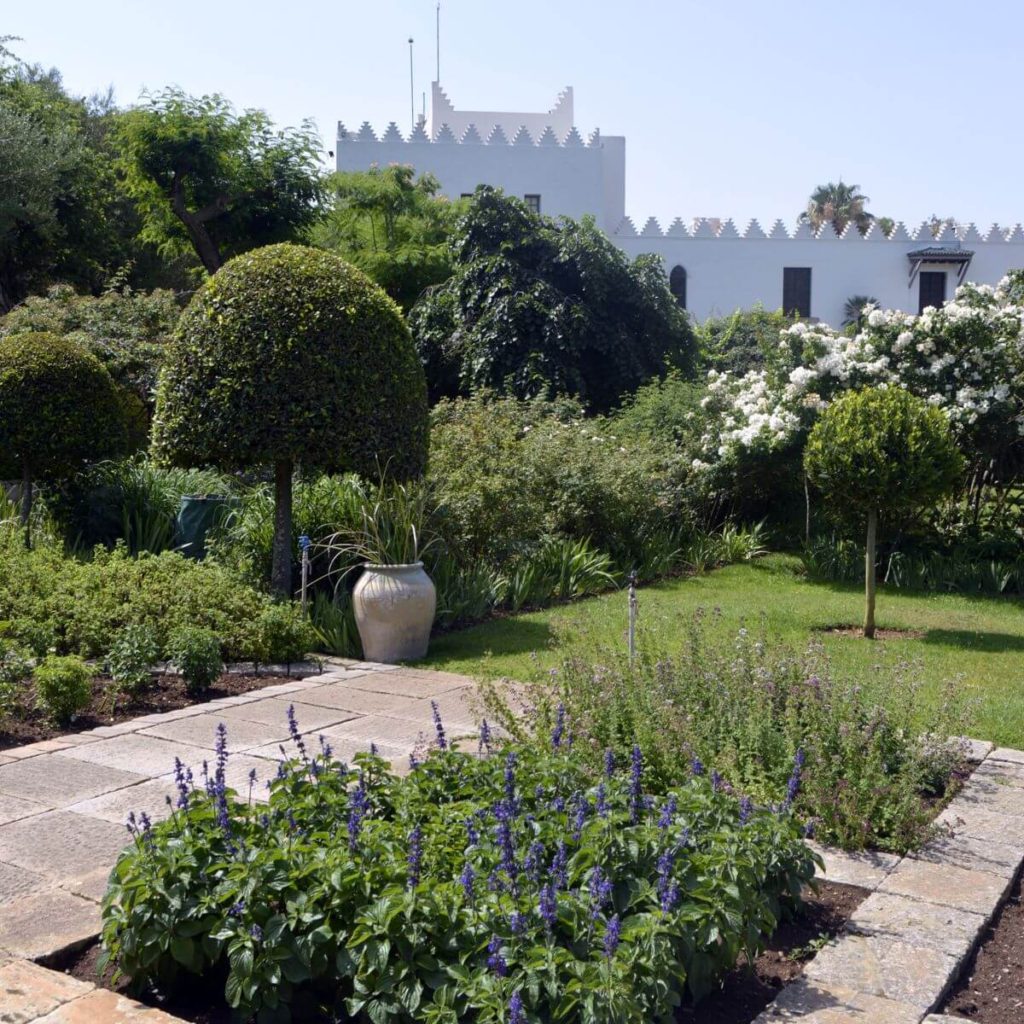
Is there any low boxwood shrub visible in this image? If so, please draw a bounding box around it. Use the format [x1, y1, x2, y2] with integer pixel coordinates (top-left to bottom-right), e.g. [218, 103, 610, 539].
[106, 624, 161, 703]
[34, 654, 91, 725]
[481, 615, 970, 853]
[101, 711, 816, 1023]
[167, 627, 223, 697]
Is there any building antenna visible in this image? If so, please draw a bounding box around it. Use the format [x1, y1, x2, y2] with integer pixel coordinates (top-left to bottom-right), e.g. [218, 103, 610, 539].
[408, 37, 415, 132]
[436, 3, 440, 82]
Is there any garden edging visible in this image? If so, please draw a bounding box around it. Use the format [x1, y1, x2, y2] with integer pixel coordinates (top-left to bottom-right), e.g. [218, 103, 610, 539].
[756, 741, 1024, 1022]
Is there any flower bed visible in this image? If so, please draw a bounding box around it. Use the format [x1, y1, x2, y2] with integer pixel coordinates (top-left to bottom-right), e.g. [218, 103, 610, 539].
[99, 709, 818, 1023]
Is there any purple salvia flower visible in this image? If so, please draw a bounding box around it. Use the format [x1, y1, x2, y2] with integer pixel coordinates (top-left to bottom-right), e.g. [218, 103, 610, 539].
[479, 718, 492, 754]
[804, 820, 816, 839]
[588, 866, 614, 920]
[487, 934, 508, 977]
[690, 753, 704, 776]
[784, 748, 805, 809]
[286, 705, 307, 761]
[570, 793, 590, 842]
[551, 703, 566, 750]
[551, 795, 566, 813]
[539, 882, 557, 932]
[347, 775, 368, 849]
[228, 901, 245, 917]
[661, 880, 681, 913]
[658, 795, 678, 830]
[370, 742, 378, 757]
[465, 815, 480, 847]
[407, 825, 423, 889]
[494, 809, 518, 884]
[509, 992, 525, 1024]
[409, 751, 420, 771]
[656, 847, 676, 911]
[603, 914, 621, 958]
[524, 840, 546, 884]
[509, 911, 527, 936]
[431, 701, 448, 751]
[596, 781, 609, 818]
[319, 734, 332, 759]
[503, 752, 518, 811]
[550, 841, 568, 890]
[250, 923, 262, 942]
[711, 770, 723, 792]
[629, 745, 643, 824]
[459, 862, 475, 902]
[739, 796, 753, 824]
[603, 749, 615, 777]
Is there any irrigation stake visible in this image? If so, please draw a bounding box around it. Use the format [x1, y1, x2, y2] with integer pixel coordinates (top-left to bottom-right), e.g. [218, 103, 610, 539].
[627, 570, 638, 665]
[299, 534, 311, 614]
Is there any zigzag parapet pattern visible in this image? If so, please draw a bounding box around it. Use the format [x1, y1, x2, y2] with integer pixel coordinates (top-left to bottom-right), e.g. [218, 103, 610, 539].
[337, 121, 606, 148]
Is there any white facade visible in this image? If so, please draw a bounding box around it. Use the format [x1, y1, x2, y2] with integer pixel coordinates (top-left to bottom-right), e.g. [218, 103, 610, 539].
[337, 86, 1024, 327]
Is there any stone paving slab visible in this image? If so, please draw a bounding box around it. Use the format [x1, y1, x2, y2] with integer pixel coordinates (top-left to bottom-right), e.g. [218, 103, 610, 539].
[0, 792, 50, 826]
[314, 713, 433, 749]
[213, 696, 360, 732]
[289, 681, 427, 717]
[807, 842, 900, 889]
[934, 801, 1024, 845]
[67, 778, 178, 826]
[878, 856, 1011, 917]
[32, 987, 187, 1022]
[0, 958, 94, 1024]
[955, 777, 1024, 817]
[59, 734, 209, 777]
[0, 860, 49, 901]
[910, 831, 1024, 881]
[0, 889, 101, 959]
[137, 713, 295, 754]
[802, 934, 958, 1012]
[752, 978, 922, 1023]
[0, 811, 128, 884]
[0, 756, 145, 806]
[847, 891, 987, 957]
[961, 737, 995, 761]
[971, 758, 1024, 786]
[988, 746, 1024, 765]
[342, 670, 474, 698]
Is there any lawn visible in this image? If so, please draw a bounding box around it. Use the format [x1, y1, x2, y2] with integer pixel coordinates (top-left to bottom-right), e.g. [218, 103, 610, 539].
[423, 554, 1024, 748]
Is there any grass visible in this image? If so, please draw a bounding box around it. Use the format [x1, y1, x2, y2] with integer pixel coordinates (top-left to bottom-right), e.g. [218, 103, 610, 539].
[422, 554, 1024, 748]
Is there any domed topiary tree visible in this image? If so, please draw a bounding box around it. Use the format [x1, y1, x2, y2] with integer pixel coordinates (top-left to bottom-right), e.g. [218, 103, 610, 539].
[0, 332, 131, 547]
[804, 387, 963, 638]
[151, 244, 429, 597]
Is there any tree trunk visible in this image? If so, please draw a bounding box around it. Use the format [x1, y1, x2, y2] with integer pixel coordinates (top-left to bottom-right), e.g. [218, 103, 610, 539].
[804, 473, 811, 545]
[169, 172, 225, 274]
[271, 459, 293, 599]
[864, 508, 877, 639]
[20, 463, 32, 550]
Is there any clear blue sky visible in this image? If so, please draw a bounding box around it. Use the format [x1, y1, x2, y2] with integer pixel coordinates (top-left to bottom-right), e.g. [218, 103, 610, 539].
[10, 0, 1024, 230]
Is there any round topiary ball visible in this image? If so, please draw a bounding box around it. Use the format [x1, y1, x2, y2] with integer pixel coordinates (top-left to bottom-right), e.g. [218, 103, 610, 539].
[151, 243, 429, 480]
[0, 331, 130, 486]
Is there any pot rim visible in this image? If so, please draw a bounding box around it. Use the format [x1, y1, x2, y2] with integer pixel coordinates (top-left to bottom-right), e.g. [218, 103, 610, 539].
[361, 561, 425, 571]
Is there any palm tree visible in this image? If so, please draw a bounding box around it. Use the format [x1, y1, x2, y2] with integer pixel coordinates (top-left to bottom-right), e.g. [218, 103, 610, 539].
[842, 295, 879, 331]
[799, 182, 874, 236]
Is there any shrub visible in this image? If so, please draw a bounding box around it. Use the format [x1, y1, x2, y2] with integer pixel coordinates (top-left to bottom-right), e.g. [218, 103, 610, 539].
[480, 615, 970, 852]
[101, 715, 816, 1022]
[0, 332, 133, 542]
[252, 604, 315, 665]
[804, 388, 963, 636]
[166, 627, 222, 697]
[0, 646, 32, 720]
[106, 624, 161, 699]
[34, 654, 92, 725]
[152, 243, 429, 596]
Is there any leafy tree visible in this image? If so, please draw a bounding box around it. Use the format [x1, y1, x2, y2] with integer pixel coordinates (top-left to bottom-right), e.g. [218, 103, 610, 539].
[0, 331, 132, 545]
[411, 187, 696, 411]
[152, 244, 429, 597]
[804, 388, 962, 637]
[310, 165, 460, 311]
[799, 181, 874, 236]
[114, 90, 324, 274]
[697, 306, 794, 375]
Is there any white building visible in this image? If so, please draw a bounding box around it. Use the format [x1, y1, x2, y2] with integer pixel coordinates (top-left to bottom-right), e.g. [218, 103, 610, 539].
[337, 85, 1024, 326]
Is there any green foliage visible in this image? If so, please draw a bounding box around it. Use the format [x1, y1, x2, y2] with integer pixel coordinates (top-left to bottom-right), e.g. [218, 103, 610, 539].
[167, 626, 222, 697]
[106, 624, 160, 698]
[696, 307, 794, 376]
[101, 721, 816, 1022]
[483, 616, 969, 852]
[1, 283, 180, 406]
[0, 332, 133, 497]
[309, 590, 361, 657]
[33, 654, 91, 725]
[410, 187, 696, 412]
[497, 537, 617, 612]
[252, 604, 315, 665]
[0, 644, 32, 719]
[0, 535, 286, 662]
[804, 388, 963, 522]
[310, 165, 460, 311]
[152, 244, 429, 480]
[113, 90, 323, 274]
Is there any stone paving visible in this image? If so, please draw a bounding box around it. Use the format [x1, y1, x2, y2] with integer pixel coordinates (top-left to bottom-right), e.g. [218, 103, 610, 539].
[1, 658, 1022, 1023]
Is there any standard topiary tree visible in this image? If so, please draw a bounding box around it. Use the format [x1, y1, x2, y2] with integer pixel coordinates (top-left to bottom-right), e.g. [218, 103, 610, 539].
[0, 331, 130, 546]
[151, 243, 429, 597]
[804, 387, 963, 638]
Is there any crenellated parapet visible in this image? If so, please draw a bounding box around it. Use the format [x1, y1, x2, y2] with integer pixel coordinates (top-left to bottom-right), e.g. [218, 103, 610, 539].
[338, 120, 606, 148]
[613, 217, 1024, 243]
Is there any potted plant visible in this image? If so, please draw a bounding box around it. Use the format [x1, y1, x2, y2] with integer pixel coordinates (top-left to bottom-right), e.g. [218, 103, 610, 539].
[322, 478, 437, 663]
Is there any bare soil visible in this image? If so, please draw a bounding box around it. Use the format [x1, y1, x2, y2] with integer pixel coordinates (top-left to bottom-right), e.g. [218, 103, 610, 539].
[941, 870, 1024, 1022]
[675, 881, 869, 1023]
[818, 624, 926, 640]
[54, 882, 867, 1024]
[0, 671, 304, 751]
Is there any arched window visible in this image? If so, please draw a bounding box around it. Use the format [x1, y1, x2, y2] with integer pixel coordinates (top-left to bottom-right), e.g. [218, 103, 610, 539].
[669, 265, 687, 310]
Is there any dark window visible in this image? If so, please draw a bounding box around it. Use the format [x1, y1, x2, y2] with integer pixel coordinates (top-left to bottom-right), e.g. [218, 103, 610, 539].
[783, 267, 812, 318]
[669, 265, 687, 309]
[524, 194, 541, 214]
[460, 193, 474, 199]
[919, 271, 946, 312]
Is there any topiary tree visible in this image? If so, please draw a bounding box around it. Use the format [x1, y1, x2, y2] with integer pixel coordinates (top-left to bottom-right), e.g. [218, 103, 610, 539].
[0, 331, 131, 546]
[151, 243, 429, 598]
[804, 387, 963, 637]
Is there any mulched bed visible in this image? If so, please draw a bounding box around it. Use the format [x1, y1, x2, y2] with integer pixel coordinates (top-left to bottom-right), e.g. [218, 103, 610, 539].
[941, 870, 1024, 1022]
[675, 881, 868, 1023]
[0, 671, 307, 751]
[52, 881, 868, 1024]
